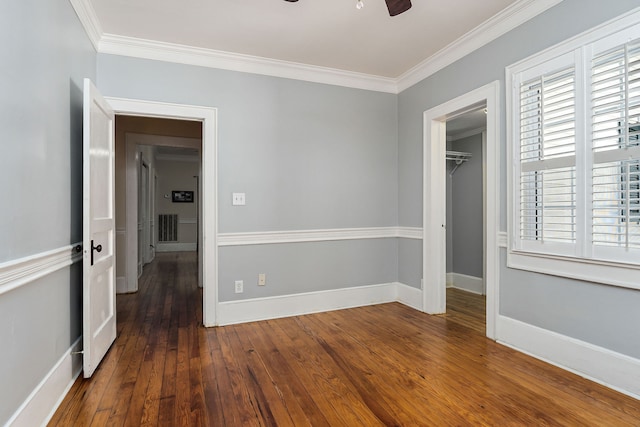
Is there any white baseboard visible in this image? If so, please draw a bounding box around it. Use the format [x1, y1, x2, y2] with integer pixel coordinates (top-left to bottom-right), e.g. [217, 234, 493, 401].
[218, 283, 398, 325]
[497, 315, 640, 400]
[396, 282, 423, 310]
[156, 243, 197, 252]
[116, 276, 126, 294]
[446, 273, 454, 288]
[447, 272, 484, 295]
[219, 282, 423, 326]
[7, 338, 82, 427]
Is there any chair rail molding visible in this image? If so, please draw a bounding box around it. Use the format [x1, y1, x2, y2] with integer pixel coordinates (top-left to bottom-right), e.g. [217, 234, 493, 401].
[218, 226, 424, 246]
[0, 243, 82, 296]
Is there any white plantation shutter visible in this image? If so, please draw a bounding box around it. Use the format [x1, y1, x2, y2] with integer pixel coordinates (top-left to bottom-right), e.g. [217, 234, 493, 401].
[508, 16, 640, 288]
[591, 39, 640, 258]
[518, 66, 577, 250]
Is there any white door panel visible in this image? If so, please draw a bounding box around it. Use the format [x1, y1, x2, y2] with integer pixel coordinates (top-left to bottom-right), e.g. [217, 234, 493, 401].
[83, 78, 117, 378]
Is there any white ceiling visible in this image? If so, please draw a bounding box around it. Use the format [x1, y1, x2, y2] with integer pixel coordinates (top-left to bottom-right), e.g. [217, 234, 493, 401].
[447, 108, 487, 139]
[90, 0, 519, 79]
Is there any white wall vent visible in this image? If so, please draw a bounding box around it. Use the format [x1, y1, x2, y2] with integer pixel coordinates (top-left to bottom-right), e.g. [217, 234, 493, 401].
[158, 214, 178, 242]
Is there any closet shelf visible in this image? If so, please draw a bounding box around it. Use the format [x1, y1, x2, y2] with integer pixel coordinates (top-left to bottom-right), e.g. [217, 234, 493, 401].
[446, 150, 472, 176]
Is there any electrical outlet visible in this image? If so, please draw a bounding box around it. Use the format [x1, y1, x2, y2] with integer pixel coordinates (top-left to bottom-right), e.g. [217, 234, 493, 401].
[258, 273, 266, 286]
[235, 280, 243, 293]
[232, 193, 246, 206]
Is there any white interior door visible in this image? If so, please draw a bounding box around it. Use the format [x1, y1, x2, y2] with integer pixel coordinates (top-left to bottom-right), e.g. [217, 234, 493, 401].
[82, 78, 117, 378]
[137, 156, 146, 276]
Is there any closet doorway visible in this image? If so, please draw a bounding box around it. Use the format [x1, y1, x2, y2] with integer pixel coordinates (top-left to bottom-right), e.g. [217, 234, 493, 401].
[422, 80, 499, 340]
[445, 108, 486, 333]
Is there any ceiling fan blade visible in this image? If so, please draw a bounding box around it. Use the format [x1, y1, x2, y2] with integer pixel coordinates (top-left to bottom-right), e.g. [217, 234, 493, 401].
[385, 0, 412, 16]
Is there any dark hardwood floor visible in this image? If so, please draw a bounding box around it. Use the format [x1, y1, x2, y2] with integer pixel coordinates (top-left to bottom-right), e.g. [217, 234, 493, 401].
[49, 252, 640, 426]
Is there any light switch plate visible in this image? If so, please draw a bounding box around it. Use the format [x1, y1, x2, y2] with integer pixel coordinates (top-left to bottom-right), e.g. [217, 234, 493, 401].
[232, 193, 246, 206]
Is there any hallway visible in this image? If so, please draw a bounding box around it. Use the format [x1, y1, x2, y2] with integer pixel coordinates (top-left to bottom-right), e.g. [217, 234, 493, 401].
[49, 253, 640, 426]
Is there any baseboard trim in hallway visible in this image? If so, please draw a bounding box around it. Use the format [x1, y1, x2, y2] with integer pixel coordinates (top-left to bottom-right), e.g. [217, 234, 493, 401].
[7, 338, 82, 427]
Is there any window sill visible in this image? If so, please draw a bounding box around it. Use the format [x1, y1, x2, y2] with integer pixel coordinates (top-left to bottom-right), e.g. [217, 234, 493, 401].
[507, 249, 640, 291]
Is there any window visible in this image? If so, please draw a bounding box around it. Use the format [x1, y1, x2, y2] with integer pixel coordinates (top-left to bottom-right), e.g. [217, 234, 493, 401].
[507, 14, 640, 289]
[591, 41, 640, 257]
[519, 65, 577, 249]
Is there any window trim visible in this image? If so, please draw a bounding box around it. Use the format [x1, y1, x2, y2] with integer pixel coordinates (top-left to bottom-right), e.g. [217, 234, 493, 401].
[506, 7, 640, 291]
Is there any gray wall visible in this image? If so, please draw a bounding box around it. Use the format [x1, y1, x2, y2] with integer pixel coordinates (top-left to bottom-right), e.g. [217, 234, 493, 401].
[0, 0, 95, 424]
[219, 239, 398, 301]
[156, 157, 200, 246]
[97, 56, 398, 232]
[398, 0, 640, 358]
[448, 134, 483, 278]
[97, 54, 399, 300]
[398, 238, 422, 288]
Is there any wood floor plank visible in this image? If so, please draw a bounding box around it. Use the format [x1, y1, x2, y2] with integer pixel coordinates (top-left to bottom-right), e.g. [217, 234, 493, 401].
[274, 317, 388, 426]
[301, 310, 490, 425]
[49, 253, 640, 426]
[228, 325, 290, 425]
[87, 409, 110, 427]
[197, 328, 225, 426]
[247, 321, 331, 427]
[202, 327, 242, 426]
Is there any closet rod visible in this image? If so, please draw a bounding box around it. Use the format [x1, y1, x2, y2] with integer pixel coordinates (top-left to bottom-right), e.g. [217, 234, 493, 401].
[446, 150, 471, 176]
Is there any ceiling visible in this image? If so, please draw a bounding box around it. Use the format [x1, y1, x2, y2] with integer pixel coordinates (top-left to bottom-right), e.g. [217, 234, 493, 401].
[447, 108, 487, 140]
[90, 0, 519, 79]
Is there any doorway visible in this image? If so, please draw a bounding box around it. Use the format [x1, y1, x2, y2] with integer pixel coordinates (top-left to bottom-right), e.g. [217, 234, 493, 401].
[107, 98, 219, 327]
[422, 81, 500, 339]
[138, 157, 151, 277]
[445, 108, 487, 333]
[119, 120, 203, 292]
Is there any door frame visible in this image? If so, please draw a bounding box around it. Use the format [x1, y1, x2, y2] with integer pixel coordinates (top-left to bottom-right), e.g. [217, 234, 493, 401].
[422, 81, 500, 339]
[107, 97, 219, 327]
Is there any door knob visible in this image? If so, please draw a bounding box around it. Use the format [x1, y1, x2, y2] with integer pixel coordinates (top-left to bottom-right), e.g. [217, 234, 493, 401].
[91, 240, 103, 266]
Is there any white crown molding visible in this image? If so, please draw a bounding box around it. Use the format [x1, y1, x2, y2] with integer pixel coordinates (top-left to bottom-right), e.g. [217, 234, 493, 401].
[396, 0, 564, 92]
[217, 226, 424, 246]
[0, 243, 83, 296]
[69, 0, 561, 93]
[98, 34, 398, 94]
[68, 0, 102, 51]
